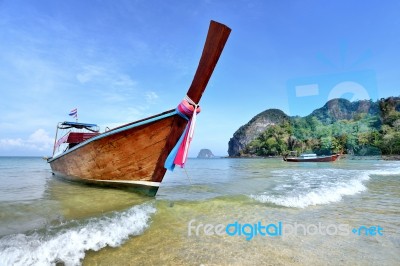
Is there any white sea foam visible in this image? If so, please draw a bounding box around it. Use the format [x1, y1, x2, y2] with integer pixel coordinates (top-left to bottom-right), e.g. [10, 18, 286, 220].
[374, 162, 400, 168]
[368, 167, 400, 176]
[0, 203, 156, 266]
[250, 168, 373, 208]
[251, 179, 367, 208]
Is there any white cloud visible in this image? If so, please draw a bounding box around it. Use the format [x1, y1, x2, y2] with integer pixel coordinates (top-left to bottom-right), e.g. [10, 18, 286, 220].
[0, 129, 53, 152]
[27, 129, 54, 148]
[76, 65, 137, 89]
[76, 65, 139, 104]
[76, 65, 105, 83]
[0, 138, 24, 147]
[145, 91, 159, 104]
[112, 74, 137, 88]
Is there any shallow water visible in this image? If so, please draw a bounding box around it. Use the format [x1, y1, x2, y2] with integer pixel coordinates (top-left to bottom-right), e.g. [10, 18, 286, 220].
[0, 157, 399, 265]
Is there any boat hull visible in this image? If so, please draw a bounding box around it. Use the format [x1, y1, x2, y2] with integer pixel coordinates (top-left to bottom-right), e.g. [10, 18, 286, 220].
[284, 154, 340, 162]
[51, 171, 161, 196]
[48, 110, 187, 196]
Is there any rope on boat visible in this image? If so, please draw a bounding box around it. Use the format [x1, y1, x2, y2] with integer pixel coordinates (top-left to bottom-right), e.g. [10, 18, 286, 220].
[164, 95, 201, 171]
[183, 167, 193, 185]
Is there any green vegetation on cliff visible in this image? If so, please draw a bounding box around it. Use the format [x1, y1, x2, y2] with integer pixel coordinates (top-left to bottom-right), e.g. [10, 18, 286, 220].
[229, 97, 400, 157]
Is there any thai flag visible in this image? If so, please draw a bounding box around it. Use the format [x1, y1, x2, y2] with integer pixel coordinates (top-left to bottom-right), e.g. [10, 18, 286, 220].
[69, 108, 78, 118]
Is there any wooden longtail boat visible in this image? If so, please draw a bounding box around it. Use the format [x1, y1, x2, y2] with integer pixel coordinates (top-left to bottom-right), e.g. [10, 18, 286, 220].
[47, 21, 231, 196]
[283, 153, 340, 162]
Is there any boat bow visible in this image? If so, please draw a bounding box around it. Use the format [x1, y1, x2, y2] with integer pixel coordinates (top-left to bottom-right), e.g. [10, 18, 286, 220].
[48, 21, 231, 196]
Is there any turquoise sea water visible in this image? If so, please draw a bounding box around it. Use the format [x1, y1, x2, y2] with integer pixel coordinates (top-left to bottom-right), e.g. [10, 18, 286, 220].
[0, 156, 399, 265]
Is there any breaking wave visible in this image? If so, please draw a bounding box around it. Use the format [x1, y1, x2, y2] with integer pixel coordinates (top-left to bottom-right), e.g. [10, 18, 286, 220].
[250, 178, 367, 208]
[0, 203, 156, 266]
[250, 165, 400, 208]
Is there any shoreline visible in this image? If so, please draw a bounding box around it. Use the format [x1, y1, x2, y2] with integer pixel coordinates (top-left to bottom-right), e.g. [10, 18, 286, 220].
[381, 155, 400, 161]
[225, 154, 400, 161]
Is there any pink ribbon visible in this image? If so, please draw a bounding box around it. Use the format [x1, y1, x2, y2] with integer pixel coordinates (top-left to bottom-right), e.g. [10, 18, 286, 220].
[173, 99, 200, 167]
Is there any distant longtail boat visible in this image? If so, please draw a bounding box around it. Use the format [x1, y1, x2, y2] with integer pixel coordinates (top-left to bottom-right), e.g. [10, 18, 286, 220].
[283, 153, 340, 162]
[47, 21, 231, 196]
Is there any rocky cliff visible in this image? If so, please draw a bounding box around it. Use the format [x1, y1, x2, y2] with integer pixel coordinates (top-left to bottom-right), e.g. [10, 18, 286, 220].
[228, 109, 288, 156]
[197, 149, 215, 158]
[308, 98, 380, 124]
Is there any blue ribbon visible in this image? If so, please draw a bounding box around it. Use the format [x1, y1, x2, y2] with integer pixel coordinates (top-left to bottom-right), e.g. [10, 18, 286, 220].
[164, 109, 189, 171]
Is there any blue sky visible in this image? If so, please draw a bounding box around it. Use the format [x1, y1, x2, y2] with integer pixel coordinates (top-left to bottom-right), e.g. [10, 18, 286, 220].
[0, 0, 399, 156]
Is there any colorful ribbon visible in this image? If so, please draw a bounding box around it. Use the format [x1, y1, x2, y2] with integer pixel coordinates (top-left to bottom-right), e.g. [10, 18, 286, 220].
[164, 96, 201, 171]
